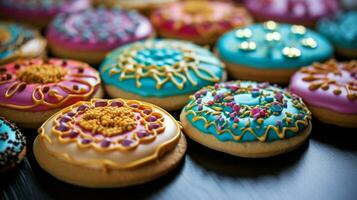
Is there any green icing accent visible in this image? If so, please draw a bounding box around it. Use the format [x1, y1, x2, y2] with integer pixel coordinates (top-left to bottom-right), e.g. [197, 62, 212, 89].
[217, 23, 333, 69]
[184, 81, 311, 143]
[100, 39, 225, 97]
[318, 11, 357, 50]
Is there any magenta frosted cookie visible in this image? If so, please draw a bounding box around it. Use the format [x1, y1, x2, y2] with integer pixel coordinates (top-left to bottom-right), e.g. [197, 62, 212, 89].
[0, 0, 90, 28]
[46, 8, 154, 65]
[0, 58, 103, 128]
[244, 0, 339, 27]
[289, 60, 357, 127]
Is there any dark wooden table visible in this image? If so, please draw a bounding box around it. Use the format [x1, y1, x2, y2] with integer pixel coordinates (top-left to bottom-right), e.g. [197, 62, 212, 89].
[1, 116, 357, 200]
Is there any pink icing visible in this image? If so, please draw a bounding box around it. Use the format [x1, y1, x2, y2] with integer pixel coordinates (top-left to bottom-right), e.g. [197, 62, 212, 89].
[151, 1, 251, 38]
[46, 9, 153, 52]
[245, 0, 339, 25]
[0, 59, 101, 112]
[0, 0, 90, 22]
[289, 62, 357, 114]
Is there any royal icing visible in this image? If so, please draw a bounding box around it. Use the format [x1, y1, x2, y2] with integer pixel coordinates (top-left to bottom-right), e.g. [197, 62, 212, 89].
[151, 1, 252, 40]
[290, 59, 357, 114]
[38, 98, 181, 170]
[0, 117, 26, 168]
[318, 11, 357, 50]
[100, 39, 225, 97]
[46, 8, 153, 51]
[217, 21, 333, 69]
[0, 58, 101, 112]
[183, 81, 311, 142]
[0, 22, 45, 64]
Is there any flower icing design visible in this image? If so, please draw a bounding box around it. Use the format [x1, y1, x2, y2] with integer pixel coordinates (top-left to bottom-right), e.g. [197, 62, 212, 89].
[52, 99, 165, 151]
[300, 59, 357, 101]
[101, 40, 223, 90]
[0, 59, 100, 111]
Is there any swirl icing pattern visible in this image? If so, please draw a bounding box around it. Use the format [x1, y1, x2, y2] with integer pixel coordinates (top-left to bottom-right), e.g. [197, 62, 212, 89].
[217, 21, 333, 69]
[38, 98, 181, 170]
[47, 8, 153, 51]
[100, 39, 225, 97]
[0, 58, 101, 112]
[0, 22, 45, 64]
[183, 81, 311, 142]
[290, 60, 357, 114]
[0, 117, 26, 168]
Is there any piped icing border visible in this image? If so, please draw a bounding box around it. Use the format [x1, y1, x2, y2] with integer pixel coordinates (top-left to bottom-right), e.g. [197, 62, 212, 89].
[100, 39, 225, 97]
[0, 59, 101, 112]
[0, 117, 26, 167]
[183, 81, 311, 143]
[38, 98, 181, 171]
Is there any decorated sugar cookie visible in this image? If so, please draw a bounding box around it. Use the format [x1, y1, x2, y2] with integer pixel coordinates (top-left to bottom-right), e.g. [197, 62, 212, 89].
[150, 0, 252, 45]
[180, 81, 312, 158]
[318, 11, 357, 58]
[290, 60, 357, 128]
[0, 0, 90, 28]
[244, 0, 339, 27]
[0, 58, 103, 128]
[216, 21, 333, 84]
[0, 22, 46, 65]
[100, 39, 226, 111]
[46, 8, 153, 65]
[34, 98, 186, 188]
[0, 117, 26, 173]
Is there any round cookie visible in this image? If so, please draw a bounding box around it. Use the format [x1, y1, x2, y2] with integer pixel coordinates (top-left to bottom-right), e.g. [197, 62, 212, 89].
[317, 11, 357, 58]
[244, 0, 339, 27]
[0, 117, 26, 173]
[34, 98, 186, 188]
[216, 21, 333, 84]
[0, 22, 46, 65]
[289, 59, 357, 128]
[0, 0, 90, 28]
[150, 1, 252, 45]
[180, 81, 312, 158]
[0, 58, 103, 129]
[100, 39, 226, 111]
[46, 8, 154, 65]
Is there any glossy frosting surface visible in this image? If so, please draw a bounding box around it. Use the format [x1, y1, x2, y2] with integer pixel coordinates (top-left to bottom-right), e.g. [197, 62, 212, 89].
[0, 117, 26, 167]
[290, 60, 357, 114]
[0, 58, 101, 112]
[47, 8, 153, 51]
[151, 1, 252, 38]
[217, 22, 333, 69]
[100, 39, 225, 97]
[183, 81, 311, 143]
[318, 11, 357, 49]
[38, 99, 181, 170]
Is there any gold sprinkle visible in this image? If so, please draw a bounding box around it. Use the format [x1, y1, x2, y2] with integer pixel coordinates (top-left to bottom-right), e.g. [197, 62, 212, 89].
[347, 93, 357, 101]
[239, 41, 256, 51]
[301, 37, 317, 48]
[282, 47, 301, 58]
[235, 28, 252, 39]
[257, 118, 264, 124]
[333, 89, 341, 95]
[17, 64, 67, 84]
[291, 25, 306, 35]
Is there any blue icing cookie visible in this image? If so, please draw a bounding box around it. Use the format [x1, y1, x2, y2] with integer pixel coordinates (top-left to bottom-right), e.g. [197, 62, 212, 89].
[317, 11, 357, 50]
[217, 21, 333, 69]
[100, 39, 226, 98]
[183, 81, 311, 143]
[0, 22, 40, 62]
[0, 117, 26, 170]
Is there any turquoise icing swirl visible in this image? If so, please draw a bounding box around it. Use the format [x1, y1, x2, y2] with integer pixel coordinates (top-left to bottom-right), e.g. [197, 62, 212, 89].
[100, 39, 225, 97]
[217, 22, 333, 69]
[318, 11, 357, 50]
[183, 81, 311, 143]
[0, 117, 26, 166]
[0, 22, 37, 60]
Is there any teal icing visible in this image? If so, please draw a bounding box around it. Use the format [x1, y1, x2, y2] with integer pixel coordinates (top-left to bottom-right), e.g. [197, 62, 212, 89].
[184, 81, 311, 143]
[217, 23, 333, 69]
[100, 39, 225, 97]
[317, 11, 357, 50]
[0, 117, 26, 166]
[0, 22, 37, 60]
